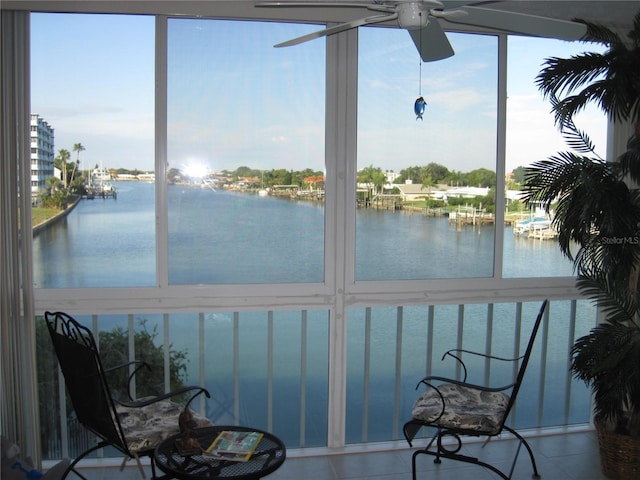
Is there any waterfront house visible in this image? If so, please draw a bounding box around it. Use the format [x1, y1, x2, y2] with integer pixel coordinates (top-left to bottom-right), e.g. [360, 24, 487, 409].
[1, 3, 637, 478]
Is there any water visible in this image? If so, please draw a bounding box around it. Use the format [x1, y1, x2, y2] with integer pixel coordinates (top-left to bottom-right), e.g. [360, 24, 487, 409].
[34, 182, 590, 449]
[33, 181, 575, 288]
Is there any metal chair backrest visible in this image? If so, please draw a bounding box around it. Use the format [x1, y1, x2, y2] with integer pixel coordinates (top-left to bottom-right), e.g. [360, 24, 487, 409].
[499, 299, 548, 429]
[45, 311, 129, 454]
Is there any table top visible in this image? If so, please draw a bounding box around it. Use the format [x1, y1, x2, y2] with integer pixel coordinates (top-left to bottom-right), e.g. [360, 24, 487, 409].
[153, 426, 286, 480]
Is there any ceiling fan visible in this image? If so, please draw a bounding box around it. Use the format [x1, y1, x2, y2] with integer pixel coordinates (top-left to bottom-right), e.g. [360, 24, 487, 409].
[255, 1, 588, 62]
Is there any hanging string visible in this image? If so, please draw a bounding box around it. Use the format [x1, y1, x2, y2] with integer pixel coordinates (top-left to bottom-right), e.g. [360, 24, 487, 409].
[419, 52, 422, 95]
[418, 11, 423, 96]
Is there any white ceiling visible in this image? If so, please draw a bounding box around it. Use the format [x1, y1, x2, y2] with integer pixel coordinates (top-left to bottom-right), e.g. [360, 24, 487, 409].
[2, 1, 638, 36]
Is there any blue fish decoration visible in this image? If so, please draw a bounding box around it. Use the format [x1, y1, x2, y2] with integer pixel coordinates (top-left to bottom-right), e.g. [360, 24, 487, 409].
[414, 96, 427, 121]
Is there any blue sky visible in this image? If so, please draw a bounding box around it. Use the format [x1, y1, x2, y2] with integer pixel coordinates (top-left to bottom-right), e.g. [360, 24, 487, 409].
[31, 12, 606, 174]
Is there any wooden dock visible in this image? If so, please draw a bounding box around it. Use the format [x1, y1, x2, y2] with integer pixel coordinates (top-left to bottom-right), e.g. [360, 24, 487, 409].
[448, 210, 495, 228]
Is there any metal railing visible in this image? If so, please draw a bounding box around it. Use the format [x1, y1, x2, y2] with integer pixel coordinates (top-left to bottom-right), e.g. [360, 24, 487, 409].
[38, 298, 596, 460]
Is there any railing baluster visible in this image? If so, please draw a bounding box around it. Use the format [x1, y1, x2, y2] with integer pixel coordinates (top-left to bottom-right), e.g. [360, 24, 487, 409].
[537, 303, 550, 426]
[233, 311, 240, 423]
[163, 313, 170, 394]
[267, 311, 274, 432]
[509, 302, 523, 427]
[362, 307, 372, 443]
[485, 303, 494, 386]
[564, 300, 577, 424]
[426, 305, 434, 377]
[393, 306, 403, 440]
[300, 310, 308, 447]
[128, 314, 136, 400]
[456, 305, 464, 380]
[199, 312, 206, 417]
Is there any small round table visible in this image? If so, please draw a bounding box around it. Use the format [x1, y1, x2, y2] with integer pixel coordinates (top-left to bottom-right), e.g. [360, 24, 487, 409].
[153, 426, 286, 480]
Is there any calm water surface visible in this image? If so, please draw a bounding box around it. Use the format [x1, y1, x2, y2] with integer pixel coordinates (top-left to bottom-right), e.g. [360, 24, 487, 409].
[33, 181, 574, 288]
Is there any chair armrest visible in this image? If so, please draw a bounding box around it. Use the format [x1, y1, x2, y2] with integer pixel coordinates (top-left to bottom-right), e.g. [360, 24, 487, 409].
[441, 349, 521, 382]
[104, 360, 151, 374]
[115, 385, 211, 408]
[105, 360, 152, 402]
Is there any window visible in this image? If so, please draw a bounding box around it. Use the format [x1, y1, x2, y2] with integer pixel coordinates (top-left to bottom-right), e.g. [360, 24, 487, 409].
[31, 13, 155, 288]
[356, 28, 498, 280]
[503, 36, 607, 278]
[166, 19, 326, 285]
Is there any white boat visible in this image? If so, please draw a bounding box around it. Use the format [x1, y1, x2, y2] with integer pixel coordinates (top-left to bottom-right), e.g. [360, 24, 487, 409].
[514, 216, 551, 235]
[92, 167, 111, 182]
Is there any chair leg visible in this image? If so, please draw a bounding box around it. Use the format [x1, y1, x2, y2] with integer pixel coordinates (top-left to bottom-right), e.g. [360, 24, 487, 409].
[411, 431, 439, 480]
[59, 441, 109, 480]
[503, 426, 540, 478]
[120, 453, 146, 479]
[410, 429, 540, 480]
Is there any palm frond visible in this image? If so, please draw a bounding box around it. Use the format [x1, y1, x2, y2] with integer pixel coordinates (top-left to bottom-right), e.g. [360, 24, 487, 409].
[576, 274, 637, 322]
[628, 10, 640, 47]
[615, 135, 640, 183]
[524, 152, 640, 271]
[557, 109, 600, 155]
[536, 52, 609, 98]
[576, 19, 624, 46]
[536, 11, 640, 125]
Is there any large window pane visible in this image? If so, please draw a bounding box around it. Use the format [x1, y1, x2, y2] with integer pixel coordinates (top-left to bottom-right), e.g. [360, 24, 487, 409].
[503, 37, 607, 278]
[31, 13, 155, 288]
[356, 28, 498, 280]
[167, 19, 325, 284]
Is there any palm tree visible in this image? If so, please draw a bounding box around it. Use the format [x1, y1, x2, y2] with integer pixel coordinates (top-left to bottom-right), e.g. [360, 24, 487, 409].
[55, 148, 71, 189]
[71, 142, 85, 186]
[420, 174, 435, 200]
[45, 175, 61, 195]
[523, 9, 640, 457]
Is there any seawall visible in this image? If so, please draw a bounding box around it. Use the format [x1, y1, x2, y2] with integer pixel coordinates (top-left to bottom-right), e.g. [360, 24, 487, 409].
[32, 196, 81, 237]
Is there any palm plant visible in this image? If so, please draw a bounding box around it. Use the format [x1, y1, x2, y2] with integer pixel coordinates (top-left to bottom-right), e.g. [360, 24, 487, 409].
[523, 10, 640, 442]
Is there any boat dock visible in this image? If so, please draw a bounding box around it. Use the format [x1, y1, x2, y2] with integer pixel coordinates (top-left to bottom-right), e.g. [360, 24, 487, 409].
[512, 215, 557, 240]
[83, 184, 117, 199]
[449, 209, 495, 228]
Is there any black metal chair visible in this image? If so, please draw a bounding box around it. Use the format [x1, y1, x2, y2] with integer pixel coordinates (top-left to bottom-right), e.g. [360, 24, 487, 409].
[403, 300, 548, 480]
[45, 311, 211, 479]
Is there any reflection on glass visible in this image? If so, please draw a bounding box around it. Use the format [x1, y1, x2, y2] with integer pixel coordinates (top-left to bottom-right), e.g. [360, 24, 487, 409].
[356, 28, 498, 280]
[167, 19, 326, 285]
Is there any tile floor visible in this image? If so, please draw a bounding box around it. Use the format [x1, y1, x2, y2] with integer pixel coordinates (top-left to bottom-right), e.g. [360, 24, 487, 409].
[62, 429, 609, 480]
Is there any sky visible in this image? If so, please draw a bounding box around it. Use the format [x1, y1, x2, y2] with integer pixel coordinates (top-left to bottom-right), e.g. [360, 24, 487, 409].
[30, 12, 607, 175]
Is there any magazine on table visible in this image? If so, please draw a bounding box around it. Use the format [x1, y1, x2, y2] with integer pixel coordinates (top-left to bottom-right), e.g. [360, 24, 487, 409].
[204, 430, 264, 462]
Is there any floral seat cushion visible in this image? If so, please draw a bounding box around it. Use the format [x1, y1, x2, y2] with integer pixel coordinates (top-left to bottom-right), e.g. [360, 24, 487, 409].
[116, 399, 212, 453]
[411, 383, 510, 435]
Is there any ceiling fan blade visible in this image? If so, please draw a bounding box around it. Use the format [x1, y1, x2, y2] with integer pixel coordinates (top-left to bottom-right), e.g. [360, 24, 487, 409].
[408, 20, 454, 62]
[256, 2, 371, 8]
[447, 6, 587, 41]
[274, 12, 397, 47]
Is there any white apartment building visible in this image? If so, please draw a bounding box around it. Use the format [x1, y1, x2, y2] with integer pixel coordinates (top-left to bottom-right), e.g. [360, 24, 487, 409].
[30, 113, 54, 203]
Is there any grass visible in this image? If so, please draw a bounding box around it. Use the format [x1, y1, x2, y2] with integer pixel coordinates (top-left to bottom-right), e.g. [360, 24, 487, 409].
[32, 206, 61, 227]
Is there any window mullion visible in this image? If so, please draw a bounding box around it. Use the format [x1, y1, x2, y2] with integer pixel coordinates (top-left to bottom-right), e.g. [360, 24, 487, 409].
[326, 26, 359, 449]
[155, 15, 169, 288]
[494, 33, 507, 279]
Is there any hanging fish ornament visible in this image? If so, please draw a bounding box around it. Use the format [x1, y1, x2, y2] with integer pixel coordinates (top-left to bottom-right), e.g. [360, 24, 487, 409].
[414, 96, 427, 121]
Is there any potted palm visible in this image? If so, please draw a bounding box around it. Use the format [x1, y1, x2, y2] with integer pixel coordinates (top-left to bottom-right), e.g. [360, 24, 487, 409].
[523, 11, 640, 479]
